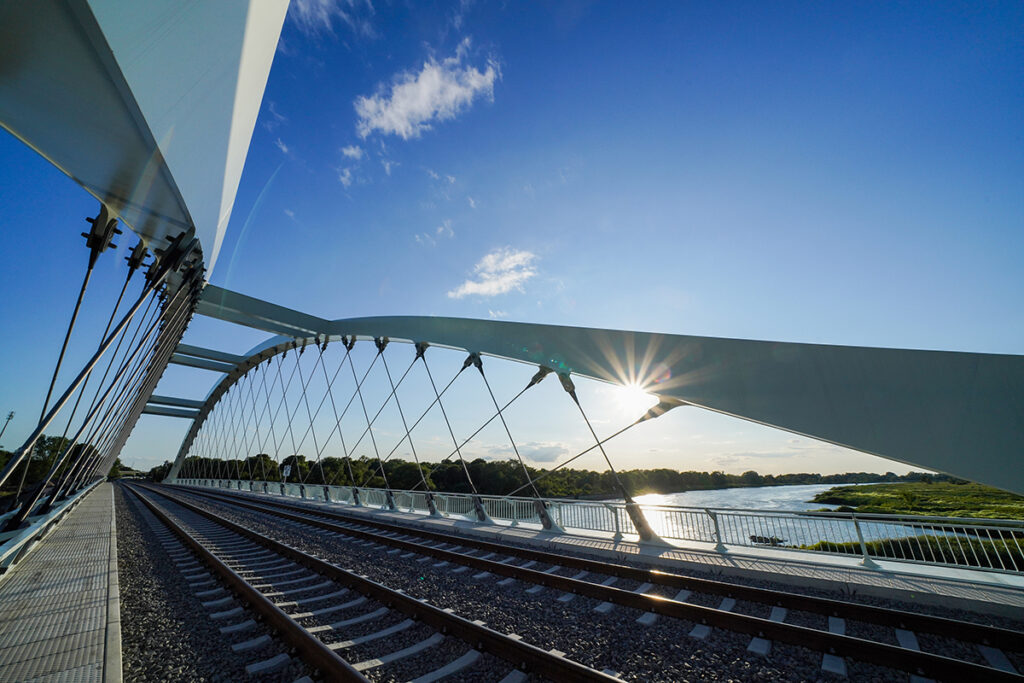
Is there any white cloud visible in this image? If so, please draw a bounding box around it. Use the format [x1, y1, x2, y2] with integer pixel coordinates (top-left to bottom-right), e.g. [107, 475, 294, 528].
[416, 219, 454, 247]
[426, 169, 440, 180]
[447, 247, 537, 299]
[290, 0, 376, 37]
[446, 174, 456, 184]
[263, 101, 287, 130]
[488, 309, 507, 319]
[489, 441, 568, 463]
[467, 196, 476, 209]
[355, 38, 500, 140]
[341, 145, 364, 160]
[284, 209, 295, 219]
[339, 167, 353, 187]
[381, 159, 397, 175]
[275, 138, 290, 154]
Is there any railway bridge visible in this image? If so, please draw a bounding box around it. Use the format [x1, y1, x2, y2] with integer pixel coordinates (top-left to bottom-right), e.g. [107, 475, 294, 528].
[1, 2, 1023, 681]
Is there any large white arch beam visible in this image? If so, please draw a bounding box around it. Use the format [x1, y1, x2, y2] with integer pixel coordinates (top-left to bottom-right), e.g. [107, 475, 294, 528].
[0, 0, 288, 273]
[183, 285, 1024, 495]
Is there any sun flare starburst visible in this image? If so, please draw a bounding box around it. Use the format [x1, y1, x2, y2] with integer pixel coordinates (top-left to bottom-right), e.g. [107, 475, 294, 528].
[611, 382, 659, 418]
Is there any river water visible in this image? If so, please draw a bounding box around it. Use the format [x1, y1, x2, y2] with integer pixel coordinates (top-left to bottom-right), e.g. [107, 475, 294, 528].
[630, 482, 851, 512]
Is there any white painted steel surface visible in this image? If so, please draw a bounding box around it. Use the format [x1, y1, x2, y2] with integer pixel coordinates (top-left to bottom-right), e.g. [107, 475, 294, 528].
[177, 288, 1024, 495]
[0, 0, 287, 272]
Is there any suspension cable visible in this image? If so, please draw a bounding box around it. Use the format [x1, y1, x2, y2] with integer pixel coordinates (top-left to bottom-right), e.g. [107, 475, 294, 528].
[379, 348, 433, 497]
[46, 280, 162, 499]
[349, 339, 393, 497]
[317, 339, 358, 486]
[471, 354, 541, 498]
[418, 343, 478, 494]
[12, 277, 193, 526]
[412, 365, 536, 489]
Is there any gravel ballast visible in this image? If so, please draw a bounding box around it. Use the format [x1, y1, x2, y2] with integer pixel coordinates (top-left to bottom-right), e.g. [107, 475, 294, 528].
[115, 484, 311, 682]
[134, 485, 1024, 682]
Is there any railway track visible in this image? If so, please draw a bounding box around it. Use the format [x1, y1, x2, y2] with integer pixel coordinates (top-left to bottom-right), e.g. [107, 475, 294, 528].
[160, 482, 1024, 682]
[124, 483, 618, 682]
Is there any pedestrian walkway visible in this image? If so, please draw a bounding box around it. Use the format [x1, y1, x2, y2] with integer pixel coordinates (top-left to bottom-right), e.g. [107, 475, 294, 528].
[0, 483, 120, 682]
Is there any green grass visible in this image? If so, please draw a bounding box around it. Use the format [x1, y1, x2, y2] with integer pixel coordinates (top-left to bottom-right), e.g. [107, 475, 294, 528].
[801, 534, 1024, 570]
[811, 482, 1024, 520]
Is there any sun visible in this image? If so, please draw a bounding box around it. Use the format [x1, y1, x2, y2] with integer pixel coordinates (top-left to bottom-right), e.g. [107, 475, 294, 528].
[611, 382, 659, 417]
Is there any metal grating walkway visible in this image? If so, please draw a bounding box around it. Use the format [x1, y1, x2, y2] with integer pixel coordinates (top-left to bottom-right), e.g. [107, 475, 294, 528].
[0, 483, 120, 682]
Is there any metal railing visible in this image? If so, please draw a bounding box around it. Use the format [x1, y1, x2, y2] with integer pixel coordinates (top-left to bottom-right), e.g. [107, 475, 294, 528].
[175, 478, 1024, 574]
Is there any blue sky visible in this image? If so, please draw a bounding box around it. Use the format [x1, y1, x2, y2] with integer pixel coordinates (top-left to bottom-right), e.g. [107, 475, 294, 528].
[1, 1, 1022, 477]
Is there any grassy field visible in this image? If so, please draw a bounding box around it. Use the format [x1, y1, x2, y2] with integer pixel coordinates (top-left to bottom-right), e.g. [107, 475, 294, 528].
[811, 481, 1024, 520]
[800, 534, 1024, 569]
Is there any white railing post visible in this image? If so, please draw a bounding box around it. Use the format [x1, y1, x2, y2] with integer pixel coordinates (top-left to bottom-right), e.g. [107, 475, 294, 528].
[853, 515, 880, 568]
[706, 508, 727, 552]
[605, 503, 622, 541]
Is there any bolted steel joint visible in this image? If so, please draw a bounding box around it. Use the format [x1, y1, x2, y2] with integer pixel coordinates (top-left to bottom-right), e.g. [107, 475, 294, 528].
[374, 336, 389, 354]
[463, 352, 483, 373]
[82, 204, 122, 266]
[125, 240, 148, 274]
[415, 341, 429, 360]
[558, 372, 579, 403]
[528, 366, 554, 388]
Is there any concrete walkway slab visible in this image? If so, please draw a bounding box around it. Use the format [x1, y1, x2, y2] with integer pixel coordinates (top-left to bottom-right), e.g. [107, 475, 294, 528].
[0, 483, 121, 682]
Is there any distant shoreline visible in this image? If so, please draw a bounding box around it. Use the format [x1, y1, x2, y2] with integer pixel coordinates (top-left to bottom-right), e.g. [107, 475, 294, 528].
[811, 481, 1024, 520]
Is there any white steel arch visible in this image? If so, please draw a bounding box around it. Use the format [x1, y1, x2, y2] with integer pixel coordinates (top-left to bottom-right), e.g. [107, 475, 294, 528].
[167, 285, 1024, 495]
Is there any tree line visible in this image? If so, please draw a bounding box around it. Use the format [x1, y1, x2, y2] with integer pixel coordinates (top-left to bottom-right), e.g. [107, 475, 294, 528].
[150, 453, 948, 499]
[0, 435, 100, 499]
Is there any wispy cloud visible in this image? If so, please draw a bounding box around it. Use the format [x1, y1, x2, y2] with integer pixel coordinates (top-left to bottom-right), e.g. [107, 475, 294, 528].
[381, 159, 397, 175]
[341, 145, 364, 160]
[290, 0, 376, 37]
[488, 309, 506, 319]
[275, 138, 290, 154]
[467, 196, 476, 209]
[415, 219, 454, 246]
[451, 0, 473, 32]
[489, 441, 568, 463]
[355, 38, 500, 140]
[447, 247, 537, 299]
[339, 167, 354, 187]
[284, 208, 295, 219]
[263, 101, 287, 131]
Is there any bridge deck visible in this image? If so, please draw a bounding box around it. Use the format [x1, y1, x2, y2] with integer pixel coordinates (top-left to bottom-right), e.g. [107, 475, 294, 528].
[233, 489, 1024, 617]
[0, 483, 120, 682]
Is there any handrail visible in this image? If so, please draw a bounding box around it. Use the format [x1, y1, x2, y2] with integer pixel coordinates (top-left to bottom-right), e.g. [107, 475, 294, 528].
[174, 478, 1024, 575]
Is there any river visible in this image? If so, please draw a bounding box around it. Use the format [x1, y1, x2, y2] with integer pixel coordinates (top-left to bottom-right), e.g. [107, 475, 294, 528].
[628, 482, 861, 511]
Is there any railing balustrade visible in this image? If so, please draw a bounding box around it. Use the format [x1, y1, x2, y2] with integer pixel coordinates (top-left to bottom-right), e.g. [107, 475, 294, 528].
[174, 478, 1024, 575]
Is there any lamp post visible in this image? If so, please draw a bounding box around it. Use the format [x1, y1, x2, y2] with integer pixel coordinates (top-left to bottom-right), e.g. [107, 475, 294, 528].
[0, 411, 13, 445]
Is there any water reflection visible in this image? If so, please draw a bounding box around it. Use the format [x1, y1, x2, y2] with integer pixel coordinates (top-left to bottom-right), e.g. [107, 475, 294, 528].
[628, 483, 852, 512]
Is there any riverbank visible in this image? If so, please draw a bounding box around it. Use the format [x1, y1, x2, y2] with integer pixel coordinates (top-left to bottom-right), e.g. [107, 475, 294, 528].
[811, 481, 1024, 519]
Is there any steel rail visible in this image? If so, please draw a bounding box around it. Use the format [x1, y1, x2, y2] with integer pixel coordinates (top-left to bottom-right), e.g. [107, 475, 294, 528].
[175, 484, 1024, 675]
[135, 484, 618, 682]
[125, 485, 369, 682]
